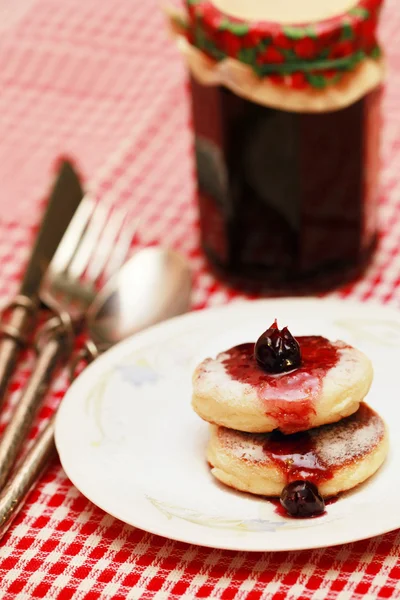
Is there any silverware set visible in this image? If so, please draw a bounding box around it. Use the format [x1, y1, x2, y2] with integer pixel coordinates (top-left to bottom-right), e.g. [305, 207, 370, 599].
[0, 162, 84, 409]
[0, 161, 192, 540]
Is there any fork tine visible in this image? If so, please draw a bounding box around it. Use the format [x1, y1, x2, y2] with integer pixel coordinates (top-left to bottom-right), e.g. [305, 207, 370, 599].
[103, 215, 139, 281]
[86, 207, 127, 283]
[48, 195, 96, 276]
[67, 200, 110, 280]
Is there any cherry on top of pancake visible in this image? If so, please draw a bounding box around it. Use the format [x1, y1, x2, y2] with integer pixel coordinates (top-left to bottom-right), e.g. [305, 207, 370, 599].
[221, 336, 342, 431]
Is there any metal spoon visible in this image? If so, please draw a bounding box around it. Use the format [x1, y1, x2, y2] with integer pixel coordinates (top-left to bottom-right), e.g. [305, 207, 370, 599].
[0, 247, 192, 539]
[81, 244, 192, 357]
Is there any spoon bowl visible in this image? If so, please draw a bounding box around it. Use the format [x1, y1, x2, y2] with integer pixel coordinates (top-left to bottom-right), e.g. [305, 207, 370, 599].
[88, 247, 192, 347]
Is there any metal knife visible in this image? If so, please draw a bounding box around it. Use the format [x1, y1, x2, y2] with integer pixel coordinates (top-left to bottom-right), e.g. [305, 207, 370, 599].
[0, 161, 84, 409]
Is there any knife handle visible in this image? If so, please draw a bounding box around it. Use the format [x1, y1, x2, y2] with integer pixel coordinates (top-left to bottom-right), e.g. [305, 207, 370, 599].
[0, 295, 37, 410]
[0, 314, 72, 491]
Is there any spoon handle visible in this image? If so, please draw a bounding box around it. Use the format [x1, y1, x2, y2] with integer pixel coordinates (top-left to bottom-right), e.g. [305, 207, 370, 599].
[0, 415, 57, 540]
[0, 318, 72, 491]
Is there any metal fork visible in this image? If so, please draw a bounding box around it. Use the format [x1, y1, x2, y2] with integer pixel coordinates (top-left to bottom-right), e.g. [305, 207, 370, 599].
[0, 195, 135, 490]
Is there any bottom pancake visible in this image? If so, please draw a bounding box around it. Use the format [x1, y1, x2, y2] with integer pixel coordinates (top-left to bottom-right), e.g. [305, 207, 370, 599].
[207, 403, 388, 498]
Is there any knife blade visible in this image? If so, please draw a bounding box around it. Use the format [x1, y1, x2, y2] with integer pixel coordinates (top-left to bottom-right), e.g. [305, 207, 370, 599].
[0, 160, 84, 408]
[20, 161, 84, 297]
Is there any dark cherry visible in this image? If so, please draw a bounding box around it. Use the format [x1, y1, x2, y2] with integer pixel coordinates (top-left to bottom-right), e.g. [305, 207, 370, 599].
[280, 481, 325, 518]
[254, 320, 301, 373]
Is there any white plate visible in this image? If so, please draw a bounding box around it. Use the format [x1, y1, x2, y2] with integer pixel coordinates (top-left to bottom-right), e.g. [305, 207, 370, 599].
[55, 298, 400, 552]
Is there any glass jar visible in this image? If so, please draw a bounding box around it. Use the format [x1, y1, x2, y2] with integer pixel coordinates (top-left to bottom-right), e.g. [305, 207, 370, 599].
[168, 0, 384, 290]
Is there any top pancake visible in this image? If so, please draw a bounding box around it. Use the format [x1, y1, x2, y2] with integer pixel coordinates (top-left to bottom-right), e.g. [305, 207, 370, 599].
[192, 336, 373, 433]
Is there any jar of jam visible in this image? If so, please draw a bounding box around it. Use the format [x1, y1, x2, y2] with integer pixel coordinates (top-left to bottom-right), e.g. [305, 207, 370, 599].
[168, 0, 385, 290]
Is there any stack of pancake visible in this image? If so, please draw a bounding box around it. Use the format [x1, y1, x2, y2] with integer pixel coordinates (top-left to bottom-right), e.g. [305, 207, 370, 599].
[192, 331, 388, 503]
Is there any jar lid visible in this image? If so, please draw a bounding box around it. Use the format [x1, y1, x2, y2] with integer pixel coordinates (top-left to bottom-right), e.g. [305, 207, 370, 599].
[210, 0, 371, 25]
[184, 0, 383, 90]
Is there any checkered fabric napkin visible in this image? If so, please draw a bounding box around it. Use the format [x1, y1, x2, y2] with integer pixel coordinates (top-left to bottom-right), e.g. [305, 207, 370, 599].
[0, 0, 399, 598]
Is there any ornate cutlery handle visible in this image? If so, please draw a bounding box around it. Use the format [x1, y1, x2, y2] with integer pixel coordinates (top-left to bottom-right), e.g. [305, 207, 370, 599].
[0, 415, 57, 540]
[0, 314, 73, 491]
[0, 296, 37, 410]
[0, 337, 103, 540]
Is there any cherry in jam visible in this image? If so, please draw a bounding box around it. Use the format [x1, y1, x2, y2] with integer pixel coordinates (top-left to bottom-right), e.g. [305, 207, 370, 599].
[269, 495, 337, 519]
[280, 481, 325, 518]
[254, 320, 301, 373]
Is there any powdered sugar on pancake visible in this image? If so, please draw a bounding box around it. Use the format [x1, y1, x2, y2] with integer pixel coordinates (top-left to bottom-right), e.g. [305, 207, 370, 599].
[217, 403, 385, 482]
[315, 405, 385, 467]
[193, 336, 373, 433]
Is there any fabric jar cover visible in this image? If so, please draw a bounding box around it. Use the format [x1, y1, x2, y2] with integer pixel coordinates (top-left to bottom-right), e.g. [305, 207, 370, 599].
[167, 0, 385, 111]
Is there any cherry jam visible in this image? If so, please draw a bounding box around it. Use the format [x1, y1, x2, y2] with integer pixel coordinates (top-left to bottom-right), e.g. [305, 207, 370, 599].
[222, 336, 340, 432]
[190, 78, 380, 291]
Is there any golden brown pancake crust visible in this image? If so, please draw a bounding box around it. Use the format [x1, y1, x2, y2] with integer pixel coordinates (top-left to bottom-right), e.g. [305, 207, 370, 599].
[207, 403, 388, 497]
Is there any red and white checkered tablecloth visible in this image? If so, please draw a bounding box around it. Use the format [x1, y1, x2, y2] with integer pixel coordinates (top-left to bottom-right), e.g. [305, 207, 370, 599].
[0, 0, 400, 598]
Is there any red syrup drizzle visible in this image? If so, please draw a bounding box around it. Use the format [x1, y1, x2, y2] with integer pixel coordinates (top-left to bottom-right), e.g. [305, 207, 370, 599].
[222, 336, 340, 433]
[268, 496, 338, 519]
[261, 403, 375, 481]
[262, 404, 377, 517]
[263, 429, 329, 484]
